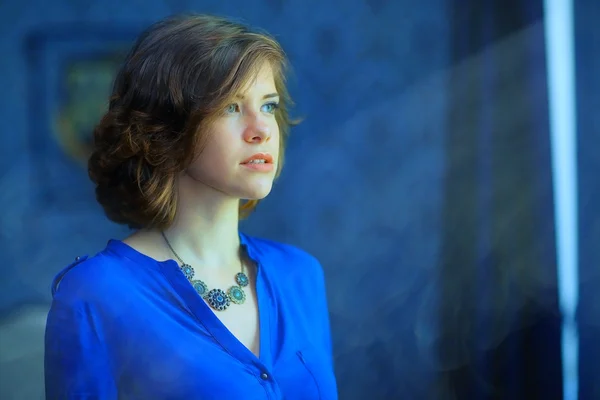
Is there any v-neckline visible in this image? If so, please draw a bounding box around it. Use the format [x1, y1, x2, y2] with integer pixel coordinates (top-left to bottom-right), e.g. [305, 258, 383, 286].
[150, 233, 272, 366]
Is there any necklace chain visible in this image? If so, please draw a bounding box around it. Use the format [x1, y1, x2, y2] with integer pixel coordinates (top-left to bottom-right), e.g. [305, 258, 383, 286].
[160, 231, 249, 311]
[162, 232, 186, 265]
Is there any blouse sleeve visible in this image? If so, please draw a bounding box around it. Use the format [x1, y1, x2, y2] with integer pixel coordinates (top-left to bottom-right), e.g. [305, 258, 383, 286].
[316, 263, 335, 364]
[44, 296, 117, 400]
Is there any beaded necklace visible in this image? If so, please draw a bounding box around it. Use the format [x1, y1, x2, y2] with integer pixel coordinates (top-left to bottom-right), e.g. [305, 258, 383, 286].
[161, 232, 249, 311]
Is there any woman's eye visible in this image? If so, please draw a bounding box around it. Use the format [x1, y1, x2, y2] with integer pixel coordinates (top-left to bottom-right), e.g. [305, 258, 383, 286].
[262, 102, 279, 114]
[225, 104, 240, 113]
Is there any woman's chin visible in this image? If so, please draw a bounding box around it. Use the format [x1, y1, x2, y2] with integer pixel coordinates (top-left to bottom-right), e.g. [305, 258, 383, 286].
[240, 183, 274, 201]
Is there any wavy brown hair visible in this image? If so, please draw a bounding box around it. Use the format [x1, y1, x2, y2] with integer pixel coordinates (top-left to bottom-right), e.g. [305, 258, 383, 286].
[88, 14, 296, 230]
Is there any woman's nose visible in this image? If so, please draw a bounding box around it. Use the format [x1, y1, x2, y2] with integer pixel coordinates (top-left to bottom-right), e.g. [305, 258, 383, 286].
[243, 115, 271, 143]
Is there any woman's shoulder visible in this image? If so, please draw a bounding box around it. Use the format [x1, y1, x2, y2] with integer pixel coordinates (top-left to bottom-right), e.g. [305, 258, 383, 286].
[49, 241, 135, 306]
[244, 233, 316, 260]
[242, 234, 325, 278]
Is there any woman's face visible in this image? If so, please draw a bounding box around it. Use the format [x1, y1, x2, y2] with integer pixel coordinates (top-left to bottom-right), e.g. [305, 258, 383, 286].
[184, 62, 281, 201]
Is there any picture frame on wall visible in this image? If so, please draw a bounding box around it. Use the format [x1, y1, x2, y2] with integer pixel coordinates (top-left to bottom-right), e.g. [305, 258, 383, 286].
[24, 24, 141, 211]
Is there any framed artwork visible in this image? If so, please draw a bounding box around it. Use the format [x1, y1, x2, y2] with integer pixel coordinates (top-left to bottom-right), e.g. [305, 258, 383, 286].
[24, 24, 140, 210]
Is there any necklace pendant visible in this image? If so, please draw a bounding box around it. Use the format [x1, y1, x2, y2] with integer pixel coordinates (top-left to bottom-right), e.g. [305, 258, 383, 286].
[190, 280, 208, 298]
[180, 264, 195, 280]
[206, 288, 231, 311]
[228, 285, 246, 305]
[235, 272, 249, 287]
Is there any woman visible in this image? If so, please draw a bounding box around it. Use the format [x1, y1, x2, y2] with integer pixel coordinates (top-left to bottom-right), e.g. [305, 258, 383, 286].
[44, 14, 337, 400]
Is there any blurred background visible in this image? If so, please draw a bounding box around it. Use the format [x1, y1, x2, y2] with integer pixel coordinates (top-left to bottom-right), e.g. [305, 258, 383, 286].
[0, 0, 598, 399]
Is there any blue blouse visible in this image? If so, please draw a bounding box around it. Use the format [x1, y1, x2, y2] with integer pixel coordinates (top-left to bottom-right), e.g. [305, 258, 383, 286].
[44, 233, 338, 399]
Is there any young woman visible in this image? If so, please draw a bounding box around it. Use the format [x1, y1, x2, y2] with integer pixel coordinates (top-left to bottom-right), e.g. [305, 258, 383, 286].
[44, 14, 337, 400]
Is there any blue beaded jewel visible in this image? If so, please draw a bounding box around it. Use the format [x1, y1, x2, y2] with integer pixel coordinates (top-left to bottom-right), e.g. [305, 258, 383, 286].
[191, 280, 208, 297]
[228, 285, 247, 304]
[236, 272, 249, 287]
[180, 264, 194, 280]
[206, 289, 231, 311]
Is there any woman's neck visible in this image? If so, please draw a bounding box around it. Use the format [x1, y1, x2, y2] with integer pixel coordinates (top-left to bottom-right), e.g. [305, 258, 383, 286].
[158, 176, 244, 271]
